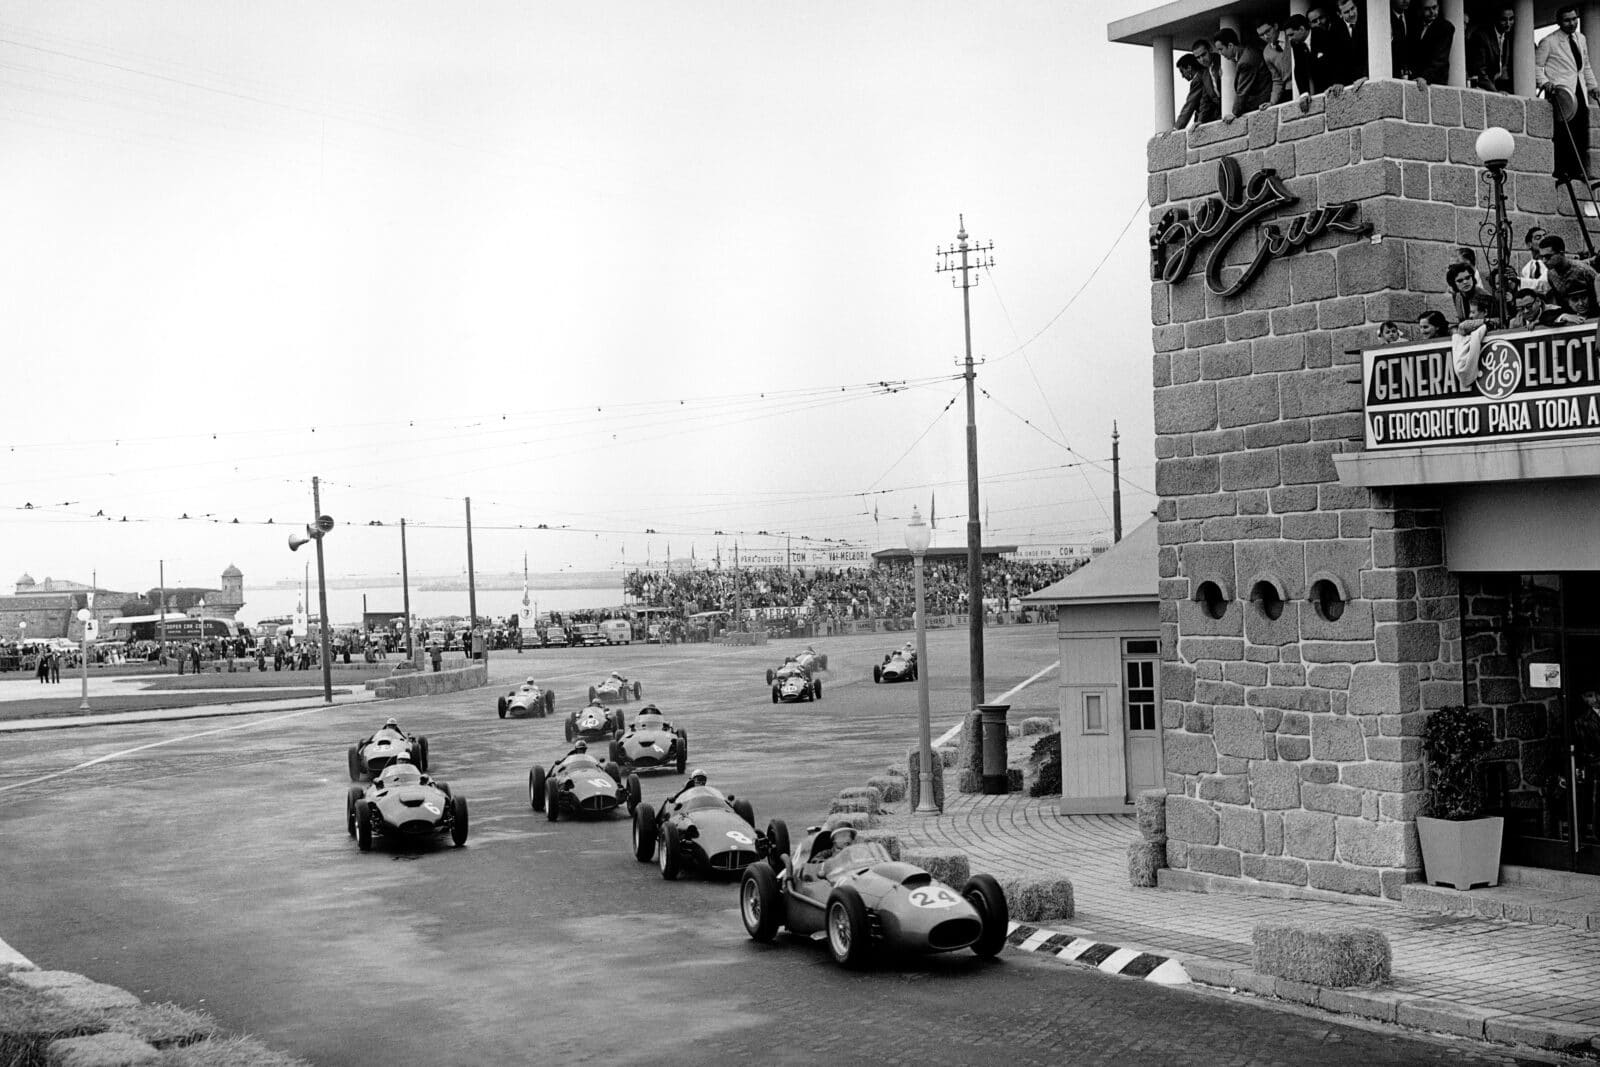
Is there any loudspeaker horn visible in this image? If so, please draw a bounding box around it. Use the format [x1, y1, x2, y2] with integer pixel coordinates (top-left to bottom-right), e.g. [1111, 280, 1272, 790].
[288, 527, 314, 551]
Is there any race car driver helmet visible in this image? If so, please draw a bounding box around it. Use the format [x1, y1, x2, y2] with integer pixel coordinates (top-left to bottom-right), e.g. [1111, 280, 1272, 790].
[383, 717, 400, 730]
[829, 826, 857, 850]
[689, 768, 707, 787]
[525, 677, 538, 687]
[573, 740, 588, 753]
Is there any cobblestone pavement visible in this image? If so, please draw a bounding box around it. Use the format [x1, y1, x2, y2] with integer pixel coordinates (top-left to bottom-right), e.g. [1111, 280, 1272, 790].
[883, 792, 1600, 1032]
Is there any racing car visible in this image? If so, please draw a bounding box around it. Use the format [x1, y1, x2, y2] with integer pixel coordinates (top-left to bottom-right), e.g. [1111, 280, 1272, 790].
[771, 662, 822, 703]
[347, 718, 430, 780]
[608, 704, 689, 774]
[738, 825, 1008, 968]
[529, 744, 642, 821]
[497, 677, 555, 719]
[345, 759, 467, 851]
[872, 644, 918, 684]
[588, 672, 642, 704]
[794, 646, 829, 673]
[631, 776, 789, 881]
[565, 700, 626, 743]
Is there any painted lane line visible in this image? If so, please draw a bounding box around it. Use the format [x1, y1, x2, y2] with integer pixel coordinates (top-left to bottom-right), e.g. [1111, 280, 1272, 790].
[0, 703, 336, 796]
[932, 659, 1059, 748]
[0, 937, 35, 970]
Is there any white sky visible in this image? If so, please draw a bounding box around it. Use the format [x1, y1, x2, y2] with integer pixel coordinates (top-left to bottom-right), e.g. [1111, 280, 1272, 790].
[2, 0, 1160, 592]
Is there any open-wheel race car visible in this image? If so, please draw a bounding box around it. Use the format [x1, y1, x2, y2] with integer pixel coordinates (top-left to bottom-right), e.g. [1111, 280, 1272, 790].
[345, 759, 467, 851]
[872, 644, 918, 684]
[771, 662, 822, 703]
[588, 672, 642, 704]
[608, 704, 688, 774]
[347, 718, 429, 780]
[565, 700, 625, 743]
[632, 776, 789, 881]
[497, 678, 555, 719]
[739, 825, 1008, 968]
[529, 744, 641, 820]
[794, 646, 828, 673]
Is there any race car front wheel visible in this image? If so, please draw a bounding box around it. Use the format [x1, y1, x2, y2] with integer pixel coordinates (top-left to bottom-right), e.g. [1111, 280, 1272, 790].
[632, 803, 657, 862]
[450, 795, 470, 847]
[741, 862, 784, 942]
[625, 774, 642, 816]
[497, 697, 507, 719]
[544, 691, 555, 717]
[545, 779, 561, 822]
[963, 874, 1009, 958]
[660, 823, 682, 880]
[345, 786, 364, 836]
[826, 887, 872, 969]
[354, 800, 374, 852]
[529, 765, 547, 811]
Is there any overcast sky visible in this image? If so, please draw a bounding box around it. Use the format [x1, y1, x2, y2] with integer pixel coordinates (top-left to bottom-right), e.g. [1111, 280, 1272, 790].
[3, 0, 1159, 592]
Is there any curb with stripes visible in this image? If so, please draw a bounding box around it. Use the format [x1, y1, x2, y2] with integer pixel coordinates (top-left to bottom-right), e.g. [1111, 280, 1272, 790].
[1006, 922, 1191, 985]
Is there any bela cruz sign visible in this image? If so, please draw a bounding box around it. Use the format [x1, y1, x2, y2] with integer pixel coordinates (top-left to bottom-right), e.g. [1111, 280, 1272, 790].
[1362, 323, 1600, 449]
[1151, 156, 1369, 297]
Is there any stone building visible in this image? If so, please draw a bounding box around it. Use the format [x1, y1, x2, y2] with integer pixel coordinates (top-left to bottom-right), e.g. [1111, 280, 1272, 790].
[1113, 1, 1600, 895]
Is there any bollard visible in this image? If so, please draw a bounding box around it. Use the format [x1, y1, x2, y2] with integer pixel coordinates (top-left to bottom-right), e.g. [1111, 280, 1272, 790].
[979, 703, 1011, 795]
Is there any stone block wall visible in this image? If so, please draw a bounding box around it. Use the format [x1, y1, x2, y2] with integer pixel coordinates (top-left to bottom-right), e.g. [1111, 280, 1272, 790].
[1146, 81, 1572, 900]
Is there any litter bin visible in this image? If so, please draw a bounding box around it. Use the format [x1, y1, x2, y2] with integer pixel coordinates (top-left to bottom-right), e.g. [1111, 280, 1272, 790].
[979, 703, 1011, 795]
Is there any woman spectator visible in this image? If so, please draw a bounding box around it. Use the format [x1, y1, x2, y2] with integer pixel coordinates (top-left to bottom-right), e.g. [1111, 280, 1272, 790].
[1446, 262, 1496, 325]
[1416, 310, 1451, 339]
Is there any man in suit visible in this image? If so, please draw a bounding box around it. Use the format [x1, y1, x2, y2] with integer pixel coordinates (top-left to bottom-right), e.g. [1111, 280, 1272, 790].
[1175, 52, 1220, 128]
[1256, 17, 1293, 106]
[1308, 5, 1356, 89]
[1468, 6, 1516, 93]
[1391, 0, 1415, 78]
[1537, 5, 1600, 182]
[1284, 14, 1317, 97]
[1406, 0, 1455, 87]
[1338, 0, 1370, 79]
[1214, 27, 1273, 117]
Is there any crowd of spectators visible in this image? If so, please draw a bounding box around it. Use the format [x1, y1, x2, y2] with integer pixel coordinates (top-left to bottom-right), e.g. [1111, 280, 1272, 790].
[622, 556, 1085, 622]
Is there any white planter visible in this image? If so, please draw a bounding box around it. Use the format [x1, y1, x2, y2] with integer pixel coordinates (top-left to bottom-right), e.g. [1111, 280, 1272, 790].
[1416, 815, 1504, 890]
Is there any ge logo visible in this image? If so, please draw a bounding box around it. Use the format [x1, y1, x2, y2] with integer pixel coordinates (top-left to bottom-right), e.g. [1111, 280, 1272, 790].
[1476, 341, 1523, 400]
[908, 887, 960, 909]
[725, 830, 753, 845]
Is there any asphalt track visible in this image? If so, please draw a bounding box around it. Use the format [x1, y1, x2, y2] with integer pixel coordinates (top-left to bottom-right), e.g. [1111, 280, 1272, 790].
[0, 629, 1564, 1066]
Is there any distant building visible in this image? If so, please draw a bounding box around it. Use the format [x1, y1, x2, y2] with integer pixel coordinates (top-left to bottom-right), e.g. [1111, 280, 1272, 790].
[0, 564, 244, 640]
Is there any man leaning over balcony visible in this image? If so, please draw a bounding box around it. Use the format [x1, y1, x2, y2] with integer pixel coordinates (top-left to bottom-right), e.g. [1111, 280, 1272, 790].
[1536, 5, 1600, 184]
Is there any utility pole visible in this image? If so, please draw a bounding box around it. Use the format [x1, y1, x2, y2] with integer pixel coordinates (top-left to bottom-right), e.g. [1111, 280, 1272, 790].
[1112, 422, 1124, 543]
[401, 518, 413, 661]
[936, 215, 994, 710]
[312, 476, 333, 704]
[158, 560, 167, 656]
[466, 497, 480, 664]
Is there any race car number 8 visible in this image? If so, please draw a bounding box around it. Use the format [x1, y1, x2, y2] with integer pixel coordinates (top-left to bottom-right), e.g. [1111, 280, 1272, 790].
[725, 830, 753, 845]
[908, 887, 960, 909]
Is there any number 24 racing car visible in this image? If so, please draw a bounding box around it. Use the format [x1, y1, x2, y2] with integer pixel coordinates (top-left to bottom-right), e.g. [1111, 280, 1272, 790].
[632, 782, 789, 882]
[739, 826, 1008, 968]
[498, 678, 555, 719]
[345, 760, 468, 851]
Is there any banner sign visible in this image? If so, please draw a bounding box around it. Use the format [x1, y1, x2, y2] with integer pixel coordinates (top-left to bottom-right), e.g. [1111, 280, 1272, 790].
[721, 548, 872, 569]
[1362, 323, 1600, 449]
[1004, 545, 1091, 561]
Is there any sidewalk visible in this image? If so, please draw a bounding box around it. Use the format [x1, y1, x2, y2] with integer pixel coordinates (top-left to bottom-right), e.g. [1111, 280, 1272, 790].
[880, 791, 1600, 1056]
[0, 684, 376, 732]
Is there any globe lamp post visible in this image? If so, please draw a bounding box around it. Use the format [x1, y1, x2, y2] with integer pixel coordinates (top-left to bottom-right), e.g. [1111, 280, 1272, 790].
[1473, 126, 1516, 326]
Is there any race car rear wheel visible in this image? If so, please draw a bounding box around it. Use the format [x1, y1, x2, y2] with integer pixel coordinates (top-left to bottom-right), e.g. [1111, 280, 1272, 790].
[813, 680, 823, 700]
[633, 681, 642, 699]
[826, 887, 872, 969]
[564, 715, 576, 743]
[497, 697, 507, 719]
[819, 654, 828, 670]
[660, 822, 682, 880]
[545, 779, 561, 822]
[603, 761, 622, 785]
[740, 861, 784, 942]
[872, 666, 882, 684]
[733, 798, 756, 829]
[963, 874, 1009, 958]
[354, 800, 374, 852]
[417, 736, 430, 772]
[765, 818, 791, 874]
[345, 786, 364, 836]
[529, 765, 546, 811]
[543, 691, 555, 717]
[588, 686, 597, 704]
[612, 709, 626, 734]
[770, 686, 779, 704]
[450, 795, 469, 847]
[676, 742, 688, 776]
[625, 773, 642, 816]
[609, 740, 624, 764]
[347, 745, 362, 781]
[765, 669, 775, 685]
[632, 803, 657, 862]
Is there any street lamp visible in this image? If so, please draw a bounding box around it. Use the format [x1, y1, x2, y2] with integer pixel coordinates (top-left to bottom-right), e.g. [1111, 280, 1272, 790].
[1474, 126, 1516, 326]
[906, 506, 937, 814]
[76, 608, 93, 710]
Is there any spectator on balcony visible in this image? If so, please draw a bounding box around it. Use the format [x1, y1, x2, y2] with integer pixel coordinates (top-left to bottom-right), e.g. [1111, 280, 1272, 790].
[1557, 286, 1599, 323]
[1377, 320, 1407, 344]
[1391, 0, 1415, 77]
[1214, 28, 1272, 118]
[1446, 262, 1495, 323]
[1416, 309, 1451, 339]
[1175, 53, 1221, 128]
[1404, 0, 1455, 88]
[1338, 0, 1370, 80]
[1538, 234, 1600, 312]
[1256, 18, 1293, 106]
[1309, 5, 1357, 89]
[1468, 6, 1515, 94]
[1535, 5, 1600, 184]
[1283, 15, 1317, 98]
[1509, 288, 1561, 330]
[1520, 226, 1551, 294]
[1191, 38, 1223, 110]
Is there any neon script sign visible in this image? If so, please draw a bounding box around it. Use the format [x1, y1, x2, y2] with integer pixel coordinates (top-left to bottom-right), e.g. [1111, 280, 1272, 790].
[1151, 156, 1369, 297]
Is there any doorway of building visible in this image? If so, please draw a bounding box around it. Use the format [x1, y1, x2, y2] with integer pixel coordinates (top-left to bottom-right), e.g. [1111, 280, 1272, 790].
[1123, 638, 1162, 797]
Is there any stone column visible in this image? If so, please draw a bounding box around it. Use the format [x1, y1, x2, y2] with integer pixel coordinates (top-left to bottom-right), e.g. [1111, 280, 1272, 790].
[1154, 35, 1176, 133]
[1513, 0, 1535, 97]
[1220, 14, 1241, 116]
[1366, 0, 1392, 79]
[1445, 0, 1467, 86]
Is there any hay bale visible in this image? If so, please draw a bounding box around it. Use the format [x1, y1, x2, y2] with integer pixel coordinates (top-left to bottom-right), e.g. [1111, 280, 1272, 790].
[1020, 716, 1055, 736]
[866, 775, 905, 803]
[1135, 789, 1167, 841]
[824, 811, 875, 832]
[957, 768, 979, 793]
[905, 747, 945, 812]
[883, 765, 907, 779]
[1127, 838, 1165, 887]
[1027, 733, 1061, 797]
[856, 830, 901, 860]
[45, 1032, 161, 1067]
[937, 745, 959, 769]
[955, 710, 983, 790]
[828, 796, 874, 816]
[1006, 767, 1023, 793]
[902, 848, 969, 887]
[1251, 923, 1392, 988]
[1002, 874, 1075, 922]
[837, 786, 884, 809]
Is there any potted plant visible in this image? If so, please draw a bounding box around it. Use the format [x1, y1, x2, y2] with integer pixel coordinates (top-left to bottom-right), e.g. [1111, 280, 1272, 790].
[1416, 705, 1503, 890]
